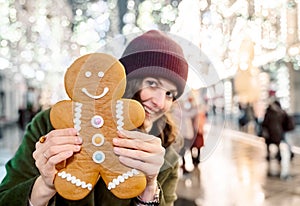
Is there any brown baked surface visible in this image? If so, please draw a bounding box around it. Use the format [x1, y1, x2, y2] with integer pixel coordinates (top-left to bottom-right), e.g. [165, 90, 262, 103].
[50, 53, 146, 200]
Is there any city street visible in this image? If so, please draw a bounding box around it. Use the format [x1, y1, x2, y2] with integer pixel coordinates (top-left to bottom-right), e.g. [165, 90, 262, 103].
[175, 124, 300, 206]
[1, 122, 300, 206]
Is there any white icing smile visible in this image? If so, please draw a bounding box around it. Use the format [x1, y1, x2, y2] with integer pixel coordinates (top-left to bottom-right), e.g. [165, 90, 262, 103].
[81, 87, 109, 99]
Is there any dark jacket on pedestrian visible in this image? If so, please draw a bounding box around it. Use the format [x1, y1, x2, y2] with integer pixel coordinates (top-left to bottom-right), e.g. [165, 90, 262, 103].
[262, 102, 285, 145]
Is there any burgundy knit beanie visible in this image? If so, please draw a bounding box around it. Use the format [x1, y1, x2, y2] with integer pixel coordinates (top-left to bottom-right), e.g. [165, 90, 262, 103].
[119, 30, 188, 99]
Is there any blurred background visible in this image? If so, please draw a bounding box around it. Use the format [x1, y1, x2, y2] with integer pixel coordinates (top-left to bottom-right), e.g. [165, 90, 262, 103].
[0, 0, 300, 205]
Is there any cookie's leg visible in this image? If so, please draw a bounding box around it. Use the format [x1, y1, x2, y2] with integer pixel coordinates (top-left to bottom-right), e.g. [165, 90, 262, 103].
[94, 99, 147, 199]
[51, 101, 102, 200]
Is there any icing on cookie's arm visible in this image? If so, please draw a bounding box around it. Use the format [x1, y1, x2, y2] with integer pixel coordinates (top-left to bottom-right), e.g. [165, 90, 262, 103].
[114, 99, 145, 131]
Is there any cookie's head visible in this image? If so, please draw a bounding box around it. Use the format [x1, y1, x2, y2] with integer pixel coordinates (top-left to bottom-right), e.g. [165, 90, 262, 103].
[65, 53, 126, 102]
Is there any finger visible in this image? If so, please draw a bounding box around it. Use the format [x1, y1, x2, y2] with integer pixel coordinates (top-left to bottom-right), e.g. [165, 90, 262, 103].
[46, 150, 74, 168]
[44, 144, 81, 160]
[114, 146, 164, 164]
[44, 135, 83, 146]
[35, 133, 82, 152]
[40, 151, 74, 186]
[118, 130, 157, 142]
[34, 151, 47, 168]
[34, 142, 81, 169]
[117, 155, 160, 176]
[113, 137, 161, 152]
[35, 127, 77, 142]
[47, 128, 78, 138]
[38, 150, 74, 176]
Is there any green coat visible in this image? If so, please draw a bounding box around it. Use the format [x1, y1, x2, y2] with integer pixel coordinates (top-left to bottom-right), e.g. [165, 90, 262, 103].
[0, 109, 180, 206]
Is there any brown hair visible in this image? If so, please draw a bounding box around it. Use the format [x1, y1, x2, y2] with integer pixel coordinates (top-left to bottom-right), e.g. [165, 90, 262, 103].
[123, 78, 178, 148]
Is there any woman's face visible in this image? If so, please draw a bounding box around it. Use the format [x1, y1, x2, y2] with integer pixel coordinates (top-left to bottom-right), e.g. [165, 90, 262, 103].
[139, 77, 177, 131]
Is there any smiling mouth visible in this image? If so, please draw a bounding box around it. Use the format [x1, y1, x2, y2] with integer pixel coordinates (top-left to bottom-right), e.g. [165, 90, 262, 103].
[81, 87, 109, 99]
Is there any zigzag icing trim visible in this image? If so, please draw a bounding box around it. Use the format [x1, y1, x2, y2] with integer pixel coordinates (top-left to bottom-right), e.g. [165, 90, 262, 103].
[107, 169, 139, 190]
[74, 102, 82, 132]
[57, 171, 93, 191]
[116, 100, 124, 130]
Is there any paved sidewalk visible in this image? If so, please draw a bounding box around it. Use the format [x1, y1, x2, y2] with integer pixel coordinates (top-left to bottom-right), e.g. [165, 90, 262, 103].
[175, 126, 300, 206]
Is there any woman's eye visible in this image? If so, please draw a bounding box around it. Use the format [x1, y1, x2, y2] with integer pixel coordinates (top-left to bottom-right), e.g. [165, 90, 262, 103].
[146, 80, 158, 87]
[166, 91, 175, 100]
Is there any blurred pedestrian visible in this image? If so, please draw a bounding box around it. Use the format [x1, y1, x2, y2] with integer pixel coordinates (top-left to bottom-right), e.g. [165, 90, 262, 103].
[190, 105, 206, 166]
[262, 100, 293, 162]
[172, 93, 198, 174]
[238, 103, 255, 133]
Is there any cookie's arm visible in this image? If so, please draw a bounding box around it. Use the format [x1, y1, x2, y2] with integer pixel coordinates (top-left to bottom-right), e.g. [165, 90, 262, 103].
[114, 99, 145, 130]
[49, 100, 74, 170]
[50, 100, 74, 129]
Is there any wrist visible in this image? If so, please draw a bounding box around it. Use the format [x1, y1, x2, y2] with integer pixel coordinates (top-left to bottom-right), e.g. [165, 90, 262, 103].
[30, 176, 56, 206]
[135, 180, 160, 205]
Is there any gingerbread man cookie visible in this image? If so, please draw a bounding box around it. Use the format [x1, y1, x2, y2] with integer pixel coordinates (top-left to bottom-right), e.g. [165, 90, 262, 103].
[50, 53, 146, 200]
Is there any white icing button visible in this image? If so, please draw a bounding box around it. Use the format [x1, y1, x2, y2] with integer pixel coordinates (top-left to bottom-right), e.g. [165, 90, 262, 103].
[92, 151, 105, 164]
[92, 134, 105, 147]
[91, 115, 104, 128]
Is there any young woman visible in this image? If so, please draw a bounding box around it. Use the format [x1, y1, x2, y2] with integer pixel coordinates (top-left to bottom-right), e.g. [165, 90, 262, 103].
[0, 30, 188, 206]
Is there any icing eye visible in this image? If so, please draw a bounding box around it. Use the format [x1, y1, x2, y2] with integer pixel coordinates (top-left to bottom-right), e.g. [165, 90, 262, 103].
[98, 71, 104, 78]
[85, 71, 92, 78]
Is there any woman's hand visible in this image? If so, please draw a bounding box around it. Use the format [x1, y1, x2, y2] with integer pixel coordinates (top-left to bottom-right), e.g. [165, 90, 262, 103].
[31, 128, 82, 205]
[113, 130, 165, 201]
[113, 130, 165, 178]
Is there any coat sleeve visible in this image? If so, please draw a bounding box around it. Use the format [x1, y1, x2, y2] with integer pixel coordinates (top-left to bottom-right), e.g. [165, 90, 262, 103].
[158, 146, 180, 206]
[0, 109, 54, 205]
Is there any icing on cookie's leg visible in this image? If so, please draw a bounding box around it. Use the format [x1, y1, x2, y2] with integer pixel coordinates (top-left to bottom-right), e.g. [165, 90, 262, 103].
[87, 100, 146, 199]
[54, 101, 103, 200]
[54, 101, 146, 200]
